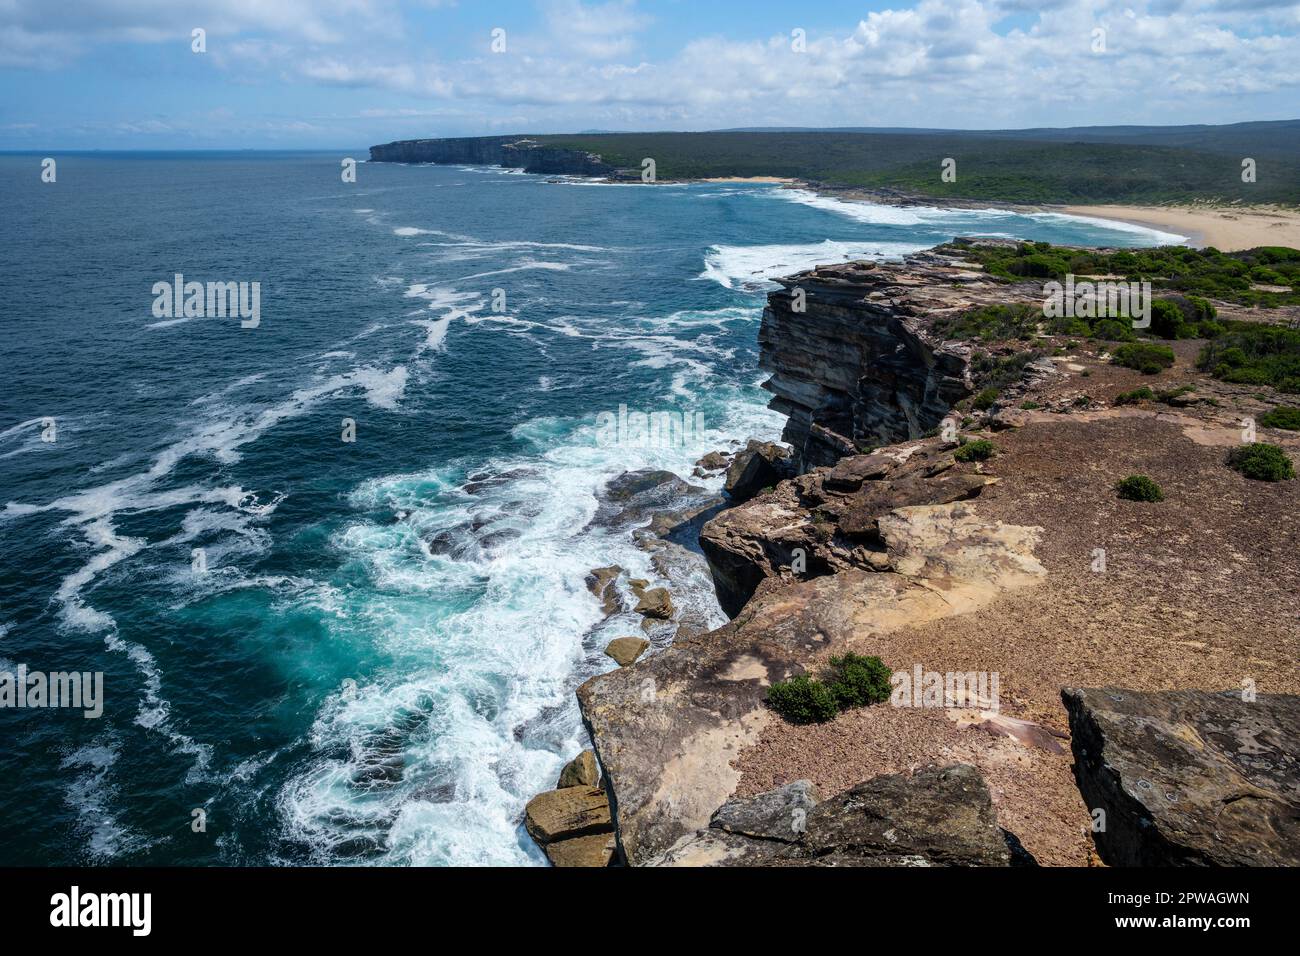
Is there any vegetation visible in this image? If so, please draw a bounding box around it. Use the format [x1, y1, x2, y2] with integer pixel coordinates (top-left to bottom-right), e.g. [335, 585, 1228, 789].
[825, 654, 893, 709]
[955, 438, 996, 462]
[765, 674, 839, 724]
[972, 387, 1000, 411]
[1259, 406, 1300, 430]
[1114, 386, 1155, 405]
[1116, 475, 1165, 501]
[1112, 342, 1177, 374]
[933, 304, 1039, 342]
[1227, 443, 1296, 481]
[1197, 323, 1300, 391]
[766, 653, 893, 724]
[538, 130, 1300, 204]
[970, 350, 1041, 391]
[944, 242, 1300, 308]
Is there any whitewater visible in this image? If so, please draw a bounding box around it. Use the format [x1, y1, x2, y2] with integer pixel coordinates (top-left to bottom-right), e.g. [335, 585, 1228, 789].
[0, 153, 1182, 865]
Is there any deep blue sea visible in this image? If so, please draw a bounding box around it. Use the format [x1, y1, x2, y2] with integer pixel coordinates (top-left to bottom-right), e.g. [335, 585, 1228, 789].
[0, 152, 1183, 865]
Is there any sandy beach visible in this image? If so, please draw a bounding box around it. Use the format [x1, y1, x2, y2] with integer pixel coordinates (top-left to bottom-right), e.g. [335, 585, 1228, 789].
[1062, 203, 1300, 251]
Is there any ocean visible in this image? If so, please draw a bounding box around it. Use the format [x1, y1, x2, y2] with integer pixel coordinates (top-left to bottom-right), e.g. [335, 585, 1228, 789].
[0, 151, 1184, 865]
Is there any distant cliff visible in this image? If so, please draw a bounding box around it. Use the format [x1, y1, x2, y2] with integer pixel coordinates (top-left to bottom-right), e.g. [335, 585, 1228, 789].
[369, 136, 618, 177]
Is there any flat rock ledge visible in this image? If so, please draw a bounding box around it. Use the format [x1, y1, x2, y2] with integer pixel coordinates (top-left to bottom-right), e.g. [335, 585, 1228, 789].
[645, 765, 1025, 867]
[1064, 687, 1300, 866]
[578, 500, 1046, 865]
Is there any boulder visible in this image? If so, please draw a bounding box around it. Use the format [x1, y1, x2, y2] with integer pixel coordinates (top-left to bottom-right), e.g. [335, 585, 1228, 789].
[523, 787, 612, 845]
[604, 637, 650, 668]
[693, 451, 731, 476]
[632, 587, 674, 620]
[711, 780, 819, 842]
[584, 565, 623, 616]
[646, 765, 1026, 867]
[556, 749, 601, 789]
[545, 832, 616, 868]
[724, 440, 795, 503]
[1063, 687, 1300, 867]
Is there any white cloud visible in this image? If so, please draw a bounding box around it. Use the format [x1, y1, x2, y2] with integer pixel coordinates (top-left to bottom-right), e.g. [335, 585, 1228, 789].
[2, 0, 1298, 140]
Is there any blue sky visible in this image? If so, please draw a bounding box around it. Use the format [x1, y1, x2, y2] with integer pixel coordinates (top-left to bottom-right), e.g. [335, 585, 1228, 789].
[2, 0, 1298, 149]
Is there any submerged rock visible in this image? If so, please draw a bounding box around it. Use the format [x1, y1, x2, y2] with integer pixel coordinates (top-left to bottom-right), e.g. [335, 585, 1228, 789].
[592, 469, 707, 530]
[1063, 687, 1300, 866]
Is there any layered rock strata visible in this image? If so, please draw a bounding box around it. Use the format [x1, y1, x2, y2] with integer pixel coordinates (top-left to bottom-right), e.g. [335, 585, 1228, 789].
[759, 244, 1043, 469]
[369, 136, 615, 177]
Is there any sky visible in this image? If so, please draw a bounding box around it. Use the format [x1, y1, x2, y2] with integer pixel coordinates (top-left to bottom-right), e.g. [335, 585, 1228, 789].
[1, 0, 1298, 149]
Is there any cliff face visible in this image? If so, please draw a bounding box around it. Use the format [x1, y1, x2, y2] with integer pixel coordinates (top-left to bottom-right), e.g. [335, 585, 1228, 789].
[759, 247, 1039, 470]
[369, 135, 616, 177]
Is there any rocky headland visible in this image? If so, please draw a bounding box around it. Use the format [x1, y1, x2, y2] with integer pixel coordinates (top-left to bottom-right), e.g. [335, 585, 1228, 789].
[526, 240, 1300, 867]
[369, 136, 619, 177]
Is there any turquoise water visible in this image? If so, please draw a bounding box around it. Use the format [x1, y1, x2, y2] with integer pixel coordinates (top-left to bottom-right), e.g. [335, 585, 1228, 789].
[0, 152, 1183, 865]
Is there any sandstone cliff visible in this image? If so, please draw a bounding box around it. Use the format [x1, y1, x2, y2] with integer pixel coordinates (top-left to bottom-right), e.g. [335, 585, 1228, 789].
[560, 239, 1300, 868]
[369, 135, 616, 177]
[759, 245, 1046, 469]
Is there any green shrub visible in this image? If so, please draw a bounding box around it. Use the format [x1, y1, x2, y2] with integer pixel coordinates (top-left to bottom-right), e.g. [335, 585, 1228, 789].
[1227, 443, 1295, 481]
[1112, 342, 1176, 374]
[933, 304, 1040, 342]
[1259, 406, 1300, 430]
[1090, 318, 1136, 341]
[825, 653, 892, 709]
[1116, 475, 1164, 501]
[1197, 323, 1300, 389]
[954, 438, 996, 462]
[1114, 386, 1154, 405]
[973, 387, 999, 410]
[765, 674, 839, 724]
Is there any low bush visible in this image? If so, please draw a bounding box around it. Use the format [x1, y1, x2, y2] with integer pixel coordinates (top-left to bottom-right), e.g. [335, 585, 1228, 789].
[1112, 342, 1176, 374]
[1116, 474, 1164, 501]
[825, 653, 893, 709]
[1090, 318, 1136, 342]
[1197, 322, 1300, 389]
[1227, 443, 1295, 481]
[972, 387, 999, 410]
[954, 438, 996, 462]
[1114, 386, 1154, 405]
[1259, 406, 1300, 430]
[765, 674, 839, 724]
[766, 653, 894, 723]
